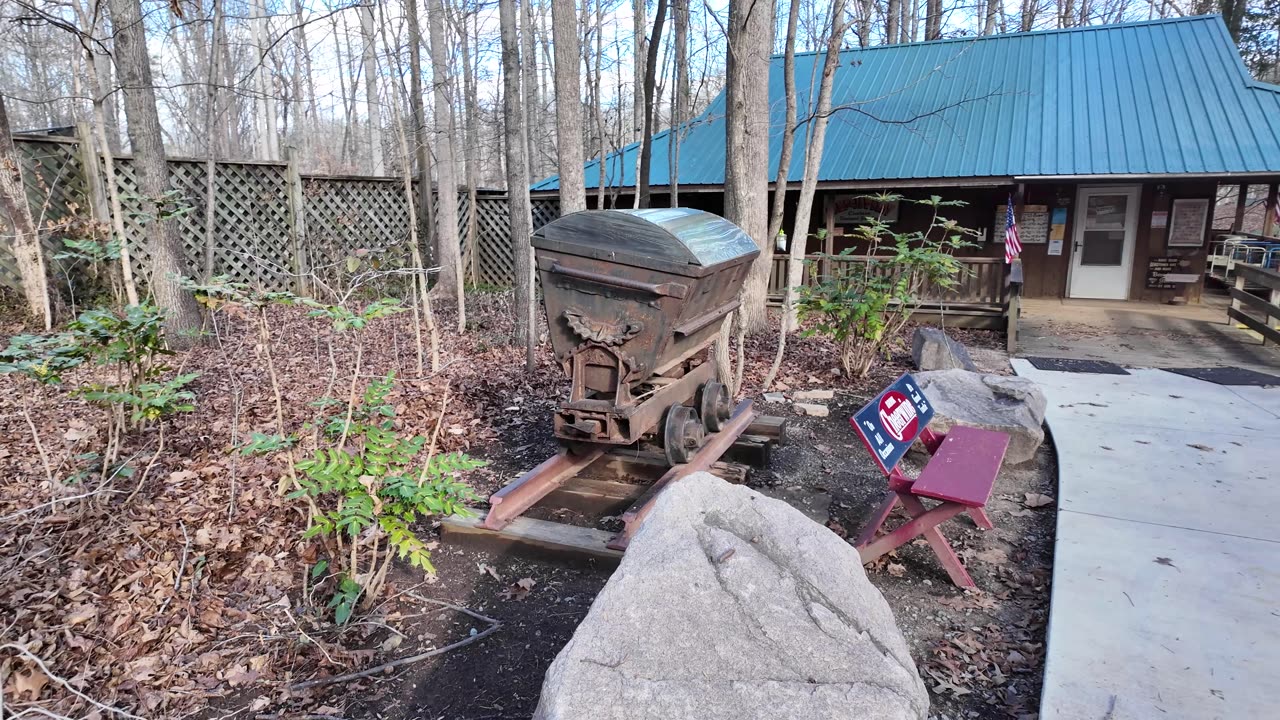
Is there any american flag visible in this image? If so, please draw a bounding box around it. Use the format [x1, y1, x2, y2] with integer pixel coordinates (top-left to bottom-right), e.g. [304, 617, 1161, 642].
[1004, 195, 1023, 263]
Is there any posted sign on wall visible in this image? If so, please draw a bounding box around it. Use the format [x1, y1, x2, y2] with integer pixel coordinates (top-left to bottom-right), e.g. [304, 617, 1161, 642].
[850, 374, 935, 475]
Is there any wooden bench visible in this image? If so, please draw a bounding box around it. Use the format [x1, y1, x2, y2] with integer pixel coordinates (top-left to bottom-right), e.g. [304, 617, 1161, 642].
[849, 374, 1010, 588]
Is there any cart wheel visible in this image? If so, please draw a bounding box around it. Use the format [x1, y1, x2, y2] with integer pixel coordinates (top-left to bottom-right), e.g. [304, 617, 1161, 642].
[698, 381, 732, 433]
[663, 404, 705, 465]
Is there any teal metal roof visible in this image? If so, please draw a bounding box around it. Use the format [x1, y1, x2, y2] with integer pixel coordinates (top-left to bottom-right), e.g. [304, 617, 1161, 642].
[532, 15, 1280, 192]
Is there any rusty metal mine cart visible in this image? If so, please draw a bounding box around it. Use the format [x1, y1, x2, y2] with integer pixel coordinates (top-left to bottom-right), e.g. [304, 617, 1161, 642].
[457, 209, 784, 556]
[535, 208, 758, 460]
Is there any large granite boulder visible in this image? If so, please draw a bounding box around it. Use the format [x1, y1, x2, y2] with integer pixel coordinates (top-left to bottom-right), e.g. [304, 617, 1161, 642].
[916, 369, 1047, 465]
[911, 327, 977, 372]
[534, 473, 929, 720]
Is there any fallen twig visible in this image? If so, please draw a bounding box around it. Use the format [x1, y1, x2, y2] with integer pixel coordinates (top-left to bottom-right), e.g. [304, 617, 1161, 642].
[287, 597, 500, 691]
[0, 488, 127, 524]
[0, 644, 145, 720]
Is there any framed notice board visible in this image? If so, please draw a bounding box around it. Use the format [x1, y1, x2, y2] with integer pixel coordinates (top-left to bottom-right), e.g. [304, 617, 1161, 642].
[994, 205, 1049, 244]
[1167, 198, 1209, 248]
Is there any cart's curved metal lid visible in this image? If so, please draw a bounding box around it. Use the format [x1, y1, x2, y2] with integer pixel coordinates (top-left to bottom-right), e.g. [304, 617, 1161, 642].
[532, 208, 759, 273]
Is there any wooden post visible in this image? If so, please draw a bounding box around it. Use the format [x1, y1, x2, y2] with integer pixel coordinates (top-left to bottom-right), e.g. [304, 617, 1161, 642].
[1271, 288, 1280, 340]
[75, 122, 110, 225]
[284, 146, 309, 295]
[1263, 183, 1278, 238]
[822, 192, 834, 281]
[1006, 262, 1023, 354]
[1232, 183, 1248, 232]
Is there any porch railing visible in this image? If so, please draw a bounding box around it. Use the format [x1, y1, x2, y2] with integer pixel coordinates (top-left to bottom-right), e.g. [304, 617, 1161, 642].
[766, 254, 1006, 307]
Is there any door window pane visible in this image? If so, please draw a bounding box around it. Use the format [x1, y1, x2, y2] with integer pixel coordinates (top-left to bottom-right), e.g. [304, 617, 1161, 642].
[1086, 195, 1128, 231]
[1081, 230, 1126, 265]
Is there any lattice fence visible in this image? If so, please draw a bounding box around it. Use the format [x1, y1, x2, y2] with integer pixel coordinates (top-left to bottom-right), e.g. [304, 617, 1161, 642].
[0, 138, 87, 289]
[0, 135, 547, 296]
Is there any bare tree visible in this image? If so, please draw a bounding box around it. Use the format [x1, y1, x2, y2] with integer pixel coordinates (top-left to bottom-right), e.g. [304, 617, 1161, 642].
[250, 0, 280, 160]
[636, 0, 669, 208]
[406, 0, 437, 265]
[767, 0, 801, 243]
[551, 0, 586, 214]
[0, 95, 51, 328]
[669, 0, 689, 206]
[631, 0, 647, 143]
[522, 0, 540, 181]
[500, 0, 536, 366]
[202, 0, 224, 281]
[360, 2, 384, 174]
[725, 0, 777, 334]
[428, 0, 465, 327]
[108, 0, 202, 344]
[592, 0, 608, 208]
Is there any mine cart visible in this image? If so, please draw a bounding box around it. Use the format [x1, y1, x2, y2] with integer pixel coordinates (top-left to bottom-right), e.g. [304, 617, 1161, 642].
[532, 208, 759, 463]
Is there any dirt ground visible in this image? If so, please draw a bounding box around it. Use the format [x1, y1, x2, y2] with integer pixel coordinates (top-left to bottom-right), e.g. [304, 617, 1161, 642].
[1, 295, 1055, 720]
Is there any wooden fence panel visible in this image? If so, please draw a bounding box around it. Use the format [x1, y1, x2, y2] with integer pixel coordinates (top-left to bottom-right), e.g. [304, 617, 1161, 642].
[0, 135, 537, 296]
[0, 137, 87, 289]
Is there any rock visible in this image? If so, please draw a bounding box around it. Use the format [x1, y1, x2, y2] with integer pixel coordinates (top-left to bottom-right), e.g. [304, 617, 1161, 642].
[982, 375, 1046, 425]
[534, 473, 929, 720]
[794, 389, 835, 401]
[915, 369, 1046, 465]
[762, 391, 787, 403]
[911, 327, 977, 372]
[794, 402, 830, 417]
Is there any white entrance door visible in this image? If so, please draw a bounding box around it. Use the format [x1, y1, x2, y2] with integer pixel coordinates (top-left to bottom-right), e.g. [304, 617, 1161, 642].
[1068, 186, 1141, 300]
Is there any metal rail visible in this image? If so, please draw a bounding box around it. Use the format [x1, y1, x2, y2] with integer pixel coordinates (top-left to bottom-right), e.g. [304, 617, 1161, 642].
[607, 400, 758, 551]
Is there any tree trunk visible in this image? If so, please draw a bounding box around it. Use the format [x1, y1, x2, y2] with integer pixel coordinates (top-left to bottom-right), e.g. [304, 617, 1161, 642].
[767, 0, 800, 243]
[551, 0, 586, 214]
[925, 0, 942, 40]
[0, 96, 51, 328]
[250, 0, 280, 161]
[522, 0, 540, 182]
[500, 0, 536, 364]
[428, 0, 465, 323]
[457, 4, 479, 282]
[631, 0, 647, 145]
[786, 0, 846, 328]
[985, 0, 1000, 34]
[725, 0, 776, 334]
[593, 0, 608, 208]
[202, 0, 224, 281]
[294, 0, 318, 135]
[669, 0, 689, 207]
[886, 0, 900, 43]
[636, 0, 669, 209]
[406, 0, 436, 266]
[361, 3, 384, 175]
[108, 0, 202, 344]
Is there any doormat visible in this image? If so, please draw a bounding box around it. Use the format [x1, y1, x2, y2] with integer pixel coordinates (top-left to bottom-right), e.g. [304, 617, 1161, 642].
[1163, 367, 1280, 387]
[1025, 357, 1130, 375]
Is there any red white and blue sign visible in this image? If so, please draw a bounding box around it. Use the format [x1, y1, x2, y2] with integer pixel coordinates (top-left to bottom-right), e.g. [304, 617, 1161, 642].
[850, 373, 934, 475]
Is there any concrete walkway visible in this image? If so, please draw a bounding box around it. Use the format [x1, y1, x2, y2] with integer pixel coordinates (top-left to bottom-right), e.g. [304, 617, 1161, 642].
[1011, 360, 1280, 720]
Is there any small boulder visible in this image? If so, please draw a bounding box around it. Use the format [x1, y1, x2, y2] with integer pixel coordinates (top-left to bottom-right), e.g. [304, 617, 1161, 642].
[911, 327, 977, 372]
[916, 369, 1046, 465]
[534, 473, 929, 720]
[794, 402, 830, 417]
[762, 391, 787, 403]
[794, 389, 835, 401]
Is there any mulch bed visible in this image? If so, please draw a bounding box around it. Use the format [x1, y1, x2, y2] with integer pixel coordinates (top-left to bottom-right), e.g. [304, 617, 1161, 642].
[1, 295, 1053, 719]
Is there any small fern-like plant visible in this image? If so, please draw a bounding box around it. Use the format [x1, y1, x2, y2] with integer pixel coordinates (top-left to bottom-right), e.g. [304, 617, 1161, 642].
[290, 373, 483, 624]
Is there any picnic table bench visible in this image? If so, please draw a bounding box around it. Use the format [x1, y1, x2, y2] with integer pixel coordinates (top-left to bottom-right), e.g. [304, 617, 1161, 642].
[849, 373, 1010, 588]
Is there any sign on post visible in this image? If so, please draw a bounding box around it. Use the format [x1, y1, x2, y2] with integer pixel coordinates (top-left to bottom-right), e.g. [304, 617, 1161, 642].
[850, 373, 935, 475]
